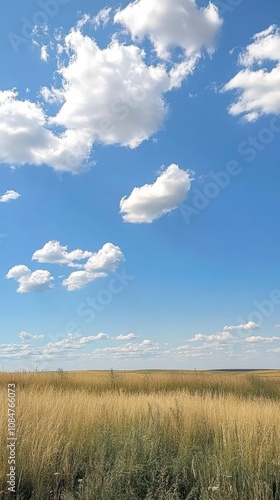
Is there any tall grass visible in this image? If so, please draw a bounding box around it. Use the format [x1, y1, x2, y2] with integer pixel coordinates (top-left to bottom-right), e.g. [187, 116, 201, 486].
[0, 369, 279, 399]
[0, 370, 279, 499]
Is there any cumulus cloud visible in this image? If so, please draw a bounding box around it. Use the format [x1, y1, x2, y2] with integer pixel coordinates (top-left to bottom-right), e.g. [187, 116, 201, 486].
[84, 243, 124, 272]
[244, 335, 280, 344]
[190, 332, 232, 342]
[6, 265, 54, 293]
[8, 241, 124, 293]
[0, 1, 222, 174]
[0, 190, 21, 203]
[1, 332, 278, 365]
[19, 331, 44, 340]
[62, 270, 107, 292]
[83, 339, 161, 359]
[49, 31, 185, 149]
[223, 321, 260, 331]
[0, 336, 162, 362]
[0, 89, 92, 173]
[115, 333, 138, 340]
[222, 25, 280, 121]
[63, 243, 125, 291]
[32, 240, 93, 268]
[44, 333, 110, 352]
[114, 0, 222, 59]
[120, 164, 193, 223]
[0, 343, 34, 360]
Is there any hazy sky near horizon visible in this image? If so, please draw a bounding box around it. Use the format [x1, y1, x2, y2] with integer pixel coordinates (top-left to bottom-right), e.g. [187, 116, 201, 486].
[1, 0, 280, 371]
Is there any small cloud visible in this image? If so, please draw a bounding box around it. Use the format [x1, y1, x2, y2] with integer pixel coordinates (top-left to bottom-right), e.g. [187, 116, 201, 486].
[6, 265, 54, 293]
[63, 243, 124, 291]
[190, 332, 232, 342]
[244, 336, 280, 344]
[114, 0, 222, 60]
[223, 321, 260, 331]
[19, 331, 44, 340]
[115, 333, 138, 341]
[93, 8, 112, 29]
[91, 333, 110, 341]
[222, 25, 280, 121]
[120, 164, 194, 223]
[62, 270, 107, 291]
[40, 45, 49, 62]
[32, 240, 93, 268]
[84, 243, 124, 273]
[0, 190, 21, 203]
[267, 348, 280, 353]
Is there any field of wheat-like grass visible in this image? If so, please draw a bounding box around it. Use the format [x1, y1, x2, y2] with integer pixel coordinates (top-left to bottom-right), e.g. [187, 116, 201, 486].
[0, 370, 279, 499]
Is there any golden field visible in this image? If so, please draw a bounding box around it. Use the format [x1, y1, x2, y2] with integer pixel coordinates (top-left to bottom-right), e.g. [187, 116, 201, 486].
[0, 370, 280, 499]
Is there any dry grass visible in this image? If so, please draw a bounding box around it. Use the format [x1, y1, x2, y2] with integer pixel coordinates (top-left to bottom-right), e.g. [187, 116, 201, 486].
[0, 370, 279, 499]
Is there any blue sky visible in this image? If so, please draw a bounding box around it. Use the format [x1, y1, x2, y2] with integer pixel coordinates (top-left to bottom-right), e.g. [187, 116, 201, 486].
[1, 0, 280, 371]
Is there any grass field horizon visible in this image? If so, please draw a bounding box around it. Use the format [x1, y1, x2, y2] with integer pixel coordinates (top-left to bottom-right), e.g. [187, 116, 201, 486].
[1, 369, 279, 499]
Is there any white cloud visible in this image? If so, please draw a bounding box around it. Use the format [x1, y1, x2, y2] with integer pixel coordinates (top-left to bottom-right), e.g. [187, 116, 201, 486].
[223, 321, 260, 331]
[40, 45, 49, 62]
[115, 333, 138, 340]
[32, 240, 93, 268]
[222, 25, 280, 121]
[245, 335, 280, 344]
[0, 343, 34, 360]
[0, 89, 92, 173]
[84, 243, 124, 272]
[44, 333, 110, 352]
[274, 325, 280, 328]
[62, 270, 107, 292]
[169, 55, 201, 88]
[50, 31, 182, 149]
[83, 339, 161, 359]
[0, 336, 162, 362]
[114, 0, 222, 59]
[0, 190, 21, 203]
[8, 241, 123, 293]
[63, 242, 125, 291]
[120, 164, 193, 223]
[1, 331, 278, 364]
[19, 331, 44, 340]
[6, 265, 54, 293]
[190, 332, 232, 342]
[92, 333, 110, 340]
[93, 7, 112, 29]
[1, 4, 221, 174]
